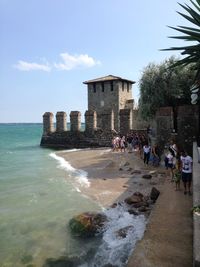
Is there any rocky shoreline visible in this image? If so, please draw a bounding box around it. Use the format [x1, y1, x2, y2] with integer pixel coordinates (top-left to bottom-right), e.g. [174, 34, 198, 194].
[43, 148, 167, 267]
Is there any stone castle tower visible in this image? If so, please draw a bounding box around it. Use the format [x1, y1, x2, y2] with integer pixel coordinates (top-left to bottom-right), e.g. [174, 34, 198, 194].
[83, 75, 135, 131]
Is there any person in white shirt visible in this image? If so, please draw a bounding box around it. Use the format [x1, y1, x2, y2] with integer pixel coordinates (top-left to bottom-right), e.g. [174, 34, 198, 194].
[143, 144, 151, 165]
[180, 151, 193, 195]
[166, 151, 175, 181]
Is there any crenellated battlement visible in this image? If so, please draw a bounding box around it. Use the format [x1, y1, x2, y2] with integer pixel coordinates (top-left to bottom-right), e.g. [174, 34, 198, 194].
[40, 108, 133, 148]
[40, 74, 137, 149]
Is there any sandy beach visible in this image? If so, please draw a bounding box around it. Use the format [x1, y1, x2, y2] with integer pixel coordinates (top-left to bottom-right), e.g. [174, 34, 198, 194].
[57, 148, 166, 207]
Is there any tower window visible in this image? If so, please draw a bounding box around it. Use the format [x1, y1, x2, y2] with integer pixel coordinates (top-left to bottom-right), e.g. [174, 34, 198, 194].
[93, 83, 96, 93]
[127, 83, 129, 92]
[102, 82, 104, 92]
[111, 81, 114, 91]
[122, 82, 124, 91]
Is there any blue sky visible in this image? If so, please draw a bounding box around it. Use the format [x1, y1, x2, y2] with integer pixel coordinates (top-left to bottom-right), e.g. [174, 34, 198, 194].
[0, 0, 192, 122]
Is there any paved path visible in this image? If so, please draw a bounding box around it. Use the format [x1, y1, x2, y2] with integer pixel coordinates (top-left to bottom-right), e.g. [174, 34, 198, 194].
[127, 175, 193, 267]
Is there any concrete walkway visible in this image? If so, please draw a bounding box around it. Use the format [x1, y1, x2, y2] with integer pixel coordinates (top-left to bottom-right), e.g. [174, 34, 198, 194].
[127, 175, 193, 267]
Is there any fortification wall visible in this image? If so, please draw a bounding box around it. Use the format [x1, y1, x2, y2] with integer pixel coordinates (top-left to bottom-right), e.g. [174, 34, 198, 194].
[156, 105, 199, 154]
[40, 108, 133, 149]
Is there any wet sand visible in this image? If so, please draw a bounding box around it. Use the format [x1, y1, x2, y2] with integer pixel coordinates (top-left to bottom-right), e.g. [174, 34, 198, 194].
[57, 148, 166, 207]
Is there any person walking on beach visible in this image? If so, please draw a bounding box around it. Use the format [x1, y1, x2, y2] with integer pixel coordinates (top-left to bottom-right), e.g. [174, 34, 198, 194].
[151, 144, 160, 167]
[173, 158, 181, 191]
[166, 150, 174, 181]
[120, 136, 126, 152]
[143, 143, 151, 165]
[126, 134, 133, 153]
[169, 140, 178, 158]
[180, 150, 193, 195]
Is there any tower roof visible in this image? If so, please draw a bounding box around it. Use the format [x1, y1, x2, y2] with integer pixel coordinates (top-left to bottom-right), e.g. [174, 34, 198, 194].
[83, 75, 135, 84]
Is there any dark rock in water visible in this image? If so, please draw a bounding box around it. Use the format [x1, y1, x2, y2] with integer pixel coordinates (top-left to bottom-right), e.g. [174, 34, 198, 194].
[119, 167, 123, 171]
[138, 206, 149, 212]
[134, 192, 144, 198]
[43, 256, 80, 267]
[128, 209, 139, 216]
[150, 187, 160, 201]
[69, 212, 107, 237]
[124, 192, 144, 205]
[111, 202, 118, 208]
[132, 201, 149, 209]
[124, 195, 143, 205]
[110, 202, 122, 208]
[115, 225, 134, 239]
[142, 174, 152, 179]
[124, 161, 130, 166]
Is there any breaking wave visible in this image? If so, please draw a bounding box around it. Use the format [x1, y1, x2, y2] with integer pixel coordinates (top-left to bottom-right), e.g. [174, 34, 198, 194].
[49, 152, 90, 188]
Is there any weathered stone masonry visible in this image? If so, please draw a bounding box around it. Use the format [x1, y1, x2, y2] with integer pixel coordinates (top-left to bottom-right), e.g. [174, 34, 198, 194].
[156, 105, 199, 154]
[84, 75, 135, 131]
[40, 75, 136, 148]
[40, 109, 133, 149]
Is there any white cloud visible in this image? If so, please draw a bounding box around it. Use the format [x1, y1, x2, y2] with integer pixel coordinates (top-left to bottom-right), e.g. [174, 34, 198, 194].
[54, 53, 101, 70]
[14, 60, 51, 72]
[14, 53, 100, 72]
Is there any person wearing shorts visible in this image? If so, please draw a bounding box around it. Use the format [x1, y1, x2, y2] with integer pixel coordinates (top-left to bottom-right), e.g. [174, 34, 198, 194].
[166, 151, 174, 181]
[180, 151, 193, 195]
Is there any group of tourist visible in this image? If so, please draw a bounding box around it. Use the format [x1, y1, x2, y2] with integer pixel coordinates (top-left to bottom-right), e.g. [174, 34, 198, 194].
[112, 132, 149, 154]
[112, 132, 160, 166]
[165, 141, 193, 195]
[112, 133, 193, 196]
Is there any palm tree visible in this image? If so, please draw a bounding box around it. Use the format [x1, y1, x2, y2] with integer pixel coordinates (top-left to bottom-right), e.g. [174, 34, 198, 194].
[162, 0, 200, 104]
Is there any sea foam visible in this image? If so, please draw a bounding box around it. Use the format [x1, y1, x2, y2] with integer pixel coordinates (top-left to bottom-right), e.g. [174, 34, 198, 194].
[49, 152, 90, 188]
[79, 203, 147, 267]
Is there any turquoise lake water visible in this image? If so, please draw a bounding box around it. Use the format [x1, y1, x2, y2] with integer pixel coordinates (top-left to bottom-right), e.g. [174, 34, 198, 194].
[0, 124, 101, 266]
[0, 124, 146, 267]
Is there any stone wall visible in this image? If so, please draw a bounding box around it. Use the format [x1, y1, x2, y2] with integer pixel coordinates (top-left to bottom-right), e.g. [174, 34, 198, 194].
[193, 142, 200, 267]
[177, 105, 199, 153]
[156, 107, 174, 149]
[41, 109, 133, 149]
[119, 109, 132, 136]
[132, 109, 153, 130]
[156, 105, 199, 154]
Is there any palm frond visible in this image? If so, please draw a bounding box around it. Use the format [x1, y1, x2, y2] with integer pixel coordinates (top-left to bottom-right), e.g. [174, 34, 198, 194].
[168, 26, 200, 40]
